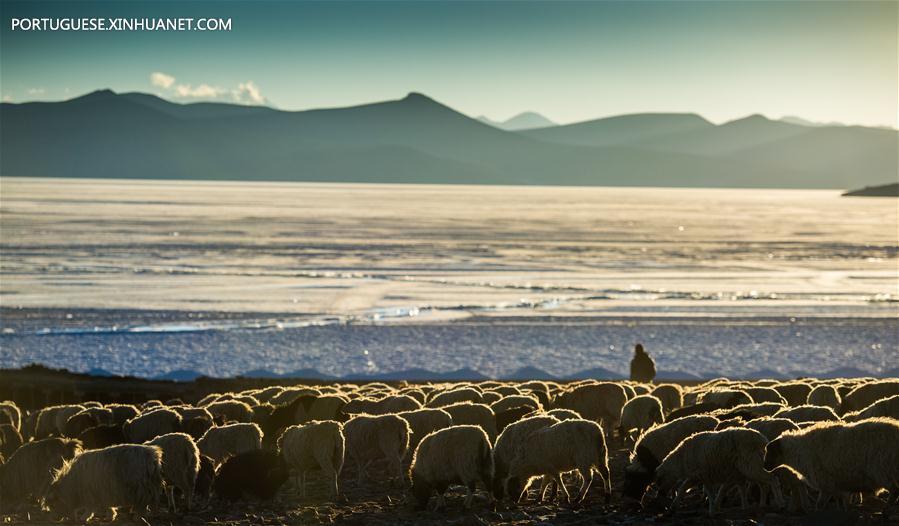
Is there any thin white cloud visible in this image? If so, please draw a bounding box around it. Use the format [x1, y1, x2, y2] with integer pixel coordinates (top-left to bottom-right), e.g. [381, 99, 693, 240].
[149, 71, 267, 105]
[150, 72, 176, 89]
[174, 83, 225, 98]
[27, 88, 46, 95]
[2, 94, 12, 102]
[232, 81, 266, 105]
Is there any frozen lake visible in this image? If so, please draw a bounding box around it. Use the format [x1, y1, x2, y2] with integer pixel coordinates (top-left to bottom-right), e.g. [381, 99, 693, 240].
[1, 178, 896, 378]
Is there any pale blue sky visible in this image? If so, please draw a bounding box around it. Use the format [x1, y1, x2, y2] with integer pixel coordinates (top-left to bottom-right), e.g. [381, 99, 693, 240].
[1, 1, 896, 126]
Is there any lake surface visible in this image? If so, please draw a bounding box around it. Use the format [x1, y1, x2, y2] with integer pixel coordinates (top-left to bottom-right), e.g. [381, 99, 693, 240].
[1, 178, 896, 378]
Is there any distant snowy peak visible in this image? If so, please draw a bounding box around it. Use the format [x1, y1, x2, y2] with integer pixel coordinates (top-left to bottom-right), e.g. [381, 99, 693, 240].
[478, 111, 556, 130]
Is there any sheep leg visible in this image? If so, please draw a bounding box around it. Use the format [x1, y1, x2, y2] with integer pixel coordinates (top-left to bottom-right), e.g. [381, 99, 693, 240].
[301, 471, 307, 499]
[464, 483, 475, 509]
[166, 485, 176, 513]
[669, 479, 691, 511]
[185, 485, 192, 512]
[575, 468, 592, 503]
[537, 476, 552, 502]
[597, 464, 612, 501]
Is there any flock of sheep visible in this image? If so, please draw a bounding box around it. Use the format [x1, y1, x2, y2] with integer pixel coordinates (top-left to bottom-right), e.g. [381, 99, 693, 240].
[0, 377, 898, 522]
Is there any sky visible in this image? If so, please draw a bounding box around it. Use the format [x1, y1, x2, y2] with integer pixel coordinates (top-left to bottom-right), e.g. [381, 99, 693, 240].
[1, 1, 896, 127]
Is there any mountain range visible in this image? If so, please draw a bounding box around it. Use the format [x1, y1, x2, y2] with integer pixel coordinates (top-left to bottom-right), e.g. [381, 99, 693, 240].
[1, 90, 896, 188]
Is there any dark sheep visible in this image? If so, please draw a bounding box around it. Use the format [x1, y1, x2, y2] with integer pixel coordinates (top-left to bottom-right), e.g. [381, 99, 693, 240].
[213, 449, 289, 502]
[495, 405, 534, 433]
[194, 454, 216, 507]
[78, 424, 126, 450]
[0, 424, 23, 459]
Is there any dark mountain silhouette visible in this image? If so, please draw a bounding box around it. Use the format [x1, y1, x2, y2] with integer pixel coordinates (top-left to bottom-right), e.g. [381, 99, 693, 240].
[1, 90, 895, 188]
[478, 111, 556, 130]
[843, 183, 899, 197]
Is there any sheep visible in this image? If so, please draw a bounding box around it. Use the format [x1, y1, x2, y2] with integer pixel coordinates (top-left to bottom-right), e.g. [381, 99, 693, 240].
[764, 417, 899, 507]
[491, 394, 541, 414]
[0, 423, 23, 459]
[397, 408, 454, 452]
[553, 382, 627, 435]
[744, 417, 800, 442]
[344, 395, 421, 415]
[774, 382, 813, 407]
[253, 386, 286, 403]
[46, 444, 164, 521]
[651, 384, 683, 413]
[504, 419, 611, 504]
[492, 414, 559, 501]
[0, 401, 22, 432]
[251, 403, 275, 425]
[64, 407, 114, 438]
[105, 404, 139, 426]
[439, 403, 497, 443]
[773, 405, 839, 424]
[699, 389, 753, 410]
[343, 414, 410, 484]
[619, 395, 665, 442]
[182, 416, 215, 440]
[278, 420, 345, 498]
[193, 454, 215, 507]
[34, 404, 84, 439]
[495, 405, 535, 433]
[205, 400, 255, 423]
[843, 394, 899, 422]
[744, 387, 787, 405]
[0, 437, 82, 508]
[666, 401, 720, 420]
[840, 381, 899, 415]
[714, 402, 785, 421]
[146, 432, 200, 512]
[172, 405, 213, 422]
[651, 428, 777, 515]
[213, 449, 289, 502]
[427, 388, 483, 408]
[807, 385, 841, 412]
[409, 425, 494, 510]
[78, 424, 127, 450]
[124, 408, 182, 443]
[543, 408, 582, 421]
[197, 422, 263, 465]
[623, 415, 720, 500]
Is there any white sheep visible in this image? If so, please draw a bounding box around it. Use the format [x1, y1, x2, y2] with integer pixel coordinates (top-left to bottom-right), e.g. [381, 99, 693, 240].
[505, 419, 611, 504]
[146, 432, 200, 512]
[623, 414, 719, 500]
[493, 414, 560, 501]
[699, 389, 753, 410]
[439, 403, 497, 443]
[839, 381, 899, 414]
[426, 388, 483, 408]
[764, 417, 899, 508]
[398, 408, 454, 453]
[205, 400, 254, 423]
[619, 395, 665, 442]
[196, 422, 263, 465]
[807, 385, 841, 412]
[343, 395, 420, 416]
[843, 394, 899, 422]
[650, 384, 683, 413]
[409, 425, 494, 510]
[124, 408, 183, 443]
[0, 437, 82, 507]
[278, 420, 345, 498]
[343, 414, 410, 484]
[744, 417, 800, 442]
[46, 444, 164, 521]
[105, 404, 139, 426]
[491, 394, 541, 414]
[743, 387, 787, 405]
[34, 404, 85, 439]
[773, 405, 839, 424]
[0, 401, 22, 432]
[773, 382, 813, 407]
[552, 382, 627, 437]
[653, 428, 777, 515]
